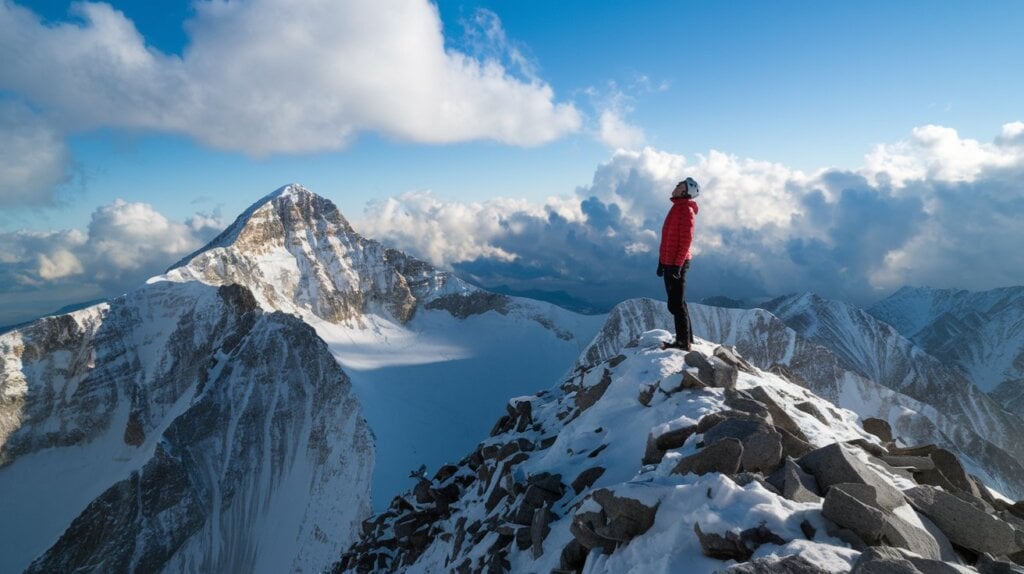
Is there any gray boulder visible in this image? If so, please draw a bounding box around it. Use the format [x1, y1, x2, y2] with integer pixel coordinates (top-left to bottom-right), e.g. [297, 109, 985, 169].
[588, 488, 659, 545]
[822, 484, 942, 559]
[850, 546, 967, 574]
[694, 523, 786, 562]
[745, 385, 809, 441]
[569, 510, 616, 554]
[850, 547, 920, 574]
[780, 458, 822, 503]
[644, 424, 700, 466]
[822, 484, 887, 541]
[703, 417, 783, 474]
[863, 418, 895, 444]
[723, 391, 772, 420]
[905, 485, 1022, 556]
[779, 427, 816, 459]
[714, 555, 830, 573]
[685, 351, 716, 384]
[655, 424, 699, 451]
[697, 412, 729, 433]
[795, 401, 830, 424]
[712, 345, 757, 373]
[672, 438, 743, 477]
[571, 466, 605, 495]
[681, 370, 709, 389]
[881, 456, 936, 472]
[643, 433, 665, 466]
[709, 357, 739, 390]
[799, 443, 904, 510]
[530, 505, 553, 559]
[575, 369, 612, 412]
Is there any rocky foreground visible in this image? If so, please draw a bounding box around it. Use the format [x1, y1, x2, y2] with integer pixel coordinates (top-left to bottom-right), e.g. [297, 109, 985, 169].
[336, 329, 1024, 573]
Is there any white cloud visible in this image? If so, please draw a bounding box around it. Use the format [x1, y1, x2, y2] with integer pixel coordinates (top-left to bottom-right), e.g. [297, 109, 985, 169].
[357, 122, 1024, 307]
[598, 109, 646, 150]
[0, 101, 73, 206]
[85, 199, 214, 277]
[998, 121, 1024, 146]
[0, 0, 580, 159]
[0, 200, 224, 323]
[587, 82, 647, 150]
[37, 249, 84, 280]
[864, 123, 1024, 187]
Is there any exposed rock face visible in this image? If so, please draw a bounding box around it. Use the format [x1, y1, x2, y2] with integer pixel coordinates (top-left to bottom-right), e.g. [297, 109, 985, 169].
[694, 522, 786, 562]
[905, 486, 1024, 556]
[800, 443, 905, 510]
[671, 438, 743, 477]
[703, 417, 783, 474]
[425, 291, 511, 319]
[0, 280, 374, 573]
[165, 185, 457, 326]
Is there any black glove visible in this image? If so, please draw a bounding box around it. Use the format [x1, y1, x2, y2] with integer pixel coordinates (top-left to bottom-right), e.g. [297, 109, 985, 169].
[656, 263, 665, 277]
[672, 265, 683, 279]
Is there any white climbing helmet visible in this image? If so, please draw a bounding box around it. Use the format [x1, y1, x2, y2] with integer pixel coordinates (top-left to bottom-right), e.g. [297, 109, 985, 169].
[673, 177, 700, 199]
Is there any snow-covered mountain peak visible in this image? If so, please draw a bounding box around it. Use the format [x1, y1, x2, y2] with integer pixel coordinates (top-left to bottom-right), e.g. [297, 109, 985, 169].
[169, 183, 355, 269]
[159, 185, 462, 325]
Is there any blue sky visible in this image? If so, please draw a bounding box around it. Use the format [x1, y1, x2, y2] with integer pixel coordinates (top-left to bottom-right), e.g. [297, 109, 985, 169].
[2, 0, 1024, 325]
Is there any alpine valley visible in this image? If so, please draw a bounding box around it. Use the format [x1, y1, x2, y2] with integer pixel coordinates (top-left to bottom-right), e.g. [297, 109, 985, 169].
[2, 185, 1023, 574]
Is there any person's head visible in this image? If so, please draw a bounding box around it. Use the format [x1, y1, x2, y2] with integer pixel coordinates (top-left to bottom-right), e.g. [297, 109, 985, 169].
[671, 177, 700, 199]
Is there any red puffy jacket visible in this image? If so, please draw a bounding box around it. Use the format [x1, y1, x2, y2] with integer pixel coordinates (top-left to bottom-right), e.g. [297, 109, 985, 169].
[659, 197, 698, 266]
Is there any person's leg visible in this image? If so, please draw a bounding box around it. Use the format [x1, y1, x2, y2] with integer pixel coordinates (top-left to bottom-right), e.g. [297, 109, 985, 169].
[678, 262, 693, 346]
[664, 268, 687, 346]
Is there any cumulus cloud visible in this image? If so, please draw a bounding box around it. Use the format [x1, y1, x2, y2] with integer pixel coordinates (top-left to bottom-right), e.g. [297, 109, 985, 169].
[357, 122, 1024, 310]
[864, 124, 1022, 186]
[0, 0, 579, 160]
[598, 109, 646, 150]
[0, 101, 73, 206]
[585, 81, 648, 150]
[0, 200, 223, 325]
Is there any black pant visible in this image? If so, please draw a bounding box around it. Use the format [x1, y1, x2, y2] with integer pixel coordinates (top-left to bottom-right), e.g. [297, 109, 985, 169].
[663, 261, 693, 344]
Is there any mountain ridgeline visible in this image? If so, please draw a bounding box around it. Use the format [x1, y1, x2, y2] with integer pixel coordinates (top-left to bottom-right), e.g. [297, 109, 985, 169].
[1, 184, 1022, 573]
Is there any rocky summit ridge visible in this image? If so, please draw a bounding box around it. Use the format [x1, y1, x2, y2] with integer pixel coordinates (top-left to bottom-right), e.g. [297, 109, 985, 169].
[337, 320, 1024, 574]
[583, 298, 1024, 500]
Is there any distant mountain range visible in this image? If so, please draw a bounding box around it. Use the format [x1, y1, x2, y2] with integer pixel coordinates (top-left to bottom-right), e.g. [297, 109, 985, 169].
[868, 286, 1024, 417]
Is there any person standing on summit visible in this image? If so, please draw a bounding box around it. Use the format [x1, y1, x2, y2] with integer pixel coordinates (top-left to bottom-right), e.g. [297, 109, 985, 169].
[656, 177, 700, 350]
